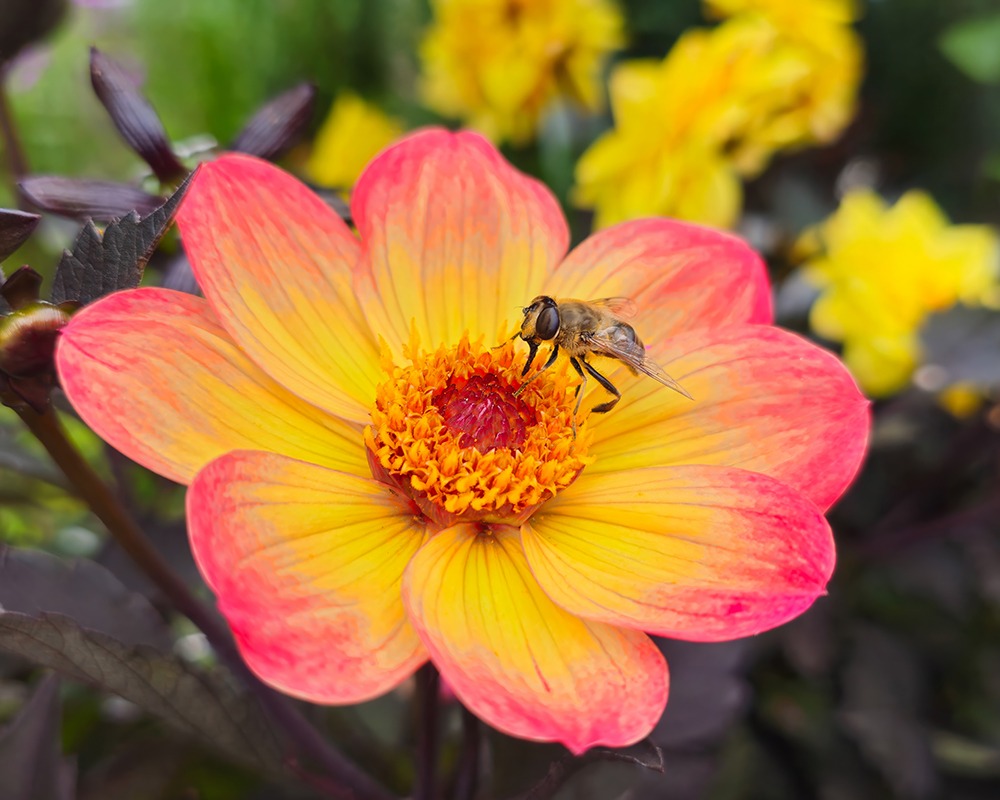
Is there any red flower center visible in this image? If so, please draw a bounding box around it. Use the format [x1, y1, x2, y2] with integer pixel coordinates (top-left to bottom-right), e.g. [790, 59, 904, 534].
[435, 373, 532, 451]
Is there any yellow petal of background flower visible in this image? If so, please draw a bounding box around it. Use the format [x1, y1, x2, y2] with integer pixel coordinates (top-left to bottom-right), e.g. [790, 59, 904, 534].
[306, 93, 404, 190]
[523, 465, 835, 640]
[55, 288, 365, 485]
[176, 153, 381, 424]
[352, 129, 569, 355]
[188, 451, 430, 703]
[402, 525, 668, 754]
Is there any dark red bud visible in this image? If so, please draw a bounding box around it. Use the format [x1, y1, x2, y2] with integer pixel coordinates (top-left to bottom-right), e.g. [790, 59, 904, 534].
[0, 301, 72, 378]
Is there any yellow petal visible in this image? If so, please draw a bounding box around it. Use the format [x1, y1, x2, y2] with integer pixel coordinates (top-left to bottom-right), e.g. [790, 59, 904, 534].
[402, 525, 668, 754]
[176, 154, 381, 424]
[56, 288, 365, 485]
[188, 451, 429, 703]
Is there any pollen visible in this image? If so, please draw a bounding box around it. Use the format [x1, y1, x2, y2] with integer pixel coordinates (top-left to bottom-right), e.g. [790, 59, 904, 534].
[364, 335, 592, 527]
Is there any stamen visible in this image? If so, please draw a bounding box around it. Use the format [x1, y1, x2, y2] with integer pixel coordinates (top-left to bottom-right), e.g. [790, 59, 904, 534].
[364, 335, 592, 527]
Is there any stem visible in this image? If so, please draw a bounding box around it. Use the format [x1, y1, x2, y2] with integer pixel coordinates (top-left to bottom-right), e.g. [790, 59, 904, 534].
[15, 405, 395, 800]
[0, 71, 29, 198]
[414, 663, 441, 800]
[509, 742, 664, 800]
[452, 707, 482, 800]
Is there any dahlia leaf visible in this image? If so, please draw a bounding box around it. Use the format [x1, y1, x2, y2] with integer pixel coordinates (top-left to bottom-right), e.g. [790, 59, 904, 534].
[51, 174, 190, 306]
[0, 208, 40, 264]
[0, 612, 287, 775]
[20, 177, 163, 222]
[231, 82, 316, 161]
[0, 545, 171, 648]
[89, 48, 187, 182]
[0, 675, 75, 800]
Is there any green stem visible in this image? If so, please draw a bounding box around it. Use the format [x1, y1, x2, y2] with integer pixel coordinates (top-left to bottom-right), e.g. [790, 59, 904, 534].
[15, 404, 395, 800]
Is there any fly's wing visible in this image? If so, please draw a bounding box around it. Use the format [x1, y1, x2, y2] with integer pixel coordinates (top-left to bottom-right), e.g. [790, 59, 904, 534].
[586, 327, 694, 400]
[587, 297, 638, 319]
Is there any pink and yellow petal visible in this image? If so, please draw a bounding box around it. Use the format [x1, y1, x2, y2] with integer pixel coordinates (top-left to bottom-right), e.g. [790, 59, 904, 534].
[586, 325, 869, 511]
[55, 288, 366, 485]
[548, 219, 772, 344]
[523, 465, 834, 641]
[352, 129, 569, 355]
[188, 451, 430, 703]
[176, 153, 380, 425]
[402, 525, 668, 754]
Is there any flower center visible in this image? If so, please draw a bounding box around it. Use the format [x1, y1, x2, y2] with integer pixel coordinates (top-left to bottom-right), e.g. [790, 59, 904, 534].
[364, 336, 591, 527]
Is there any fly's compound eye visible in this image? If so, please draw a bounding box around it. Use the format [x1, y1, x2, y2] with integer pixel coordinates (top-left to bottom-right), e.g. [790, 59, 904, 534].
[535, 304, 560, 340]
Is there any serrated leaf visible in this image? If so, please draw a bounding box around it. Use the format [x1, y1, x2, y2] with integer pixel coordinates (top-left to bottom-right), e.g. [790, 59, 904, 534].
[89, 48, 187, 182]
[50, 174, 191, 306]
[0, 612, 287, 775]
[231, 83, 316, 161]
[0, 208, 40, 263]
[940, 13, 1000, 84]
[0, 675, 76, 800]
[0, 546, 171, 648]
[0, 0, 67, 64]
[20, 177, 163, 222]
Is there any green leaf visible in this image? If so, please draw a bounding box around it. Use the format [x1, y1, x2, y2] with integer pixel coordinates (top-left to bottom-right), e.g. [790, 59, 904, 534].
[940, 14, 1000, 84]
[0, 612, 287, 776]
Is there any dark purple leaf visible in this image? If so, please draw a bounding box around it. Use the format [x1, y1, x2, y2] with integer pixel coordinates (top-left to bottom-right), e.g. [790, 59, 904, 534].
[0, 265, 42, 311]
[50, 172, 191, 306]
[512, 741, 664, 800]
[97, 519, 205, 599]
[0, 0, 67, 64]
[159, 252, 200, 295]
[840, 626, 939, 799]
[653, 638, 751, 749]
[0, 675, 76, 800]
[20, 176, 163, 222]
[0, 208, 40, 262]
[312, 184, 353, 224]
[0, 546, 171, 648]
[921, 305, 1000, 388]
[89, 49, 186, 182]
[0, 613, 287, 774]
[231, 82, 317, 160]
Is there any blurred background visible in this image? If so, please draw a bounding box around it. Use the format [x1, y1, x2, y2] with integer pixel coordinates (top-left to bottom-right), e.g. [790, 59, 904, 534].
[4, 0, 1000, 798]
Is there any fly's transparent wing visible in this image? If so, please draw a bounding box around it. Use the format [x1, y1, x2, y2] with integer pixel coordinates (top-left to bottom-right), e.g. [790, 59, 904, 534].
[586, 330, 693, 400]
[587, 297, 638, 319]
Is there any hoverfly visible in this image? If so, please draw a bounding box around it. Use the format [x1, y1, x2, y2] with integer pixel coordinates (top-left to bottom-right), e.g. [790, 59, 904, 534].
[512, 296, 692, 425]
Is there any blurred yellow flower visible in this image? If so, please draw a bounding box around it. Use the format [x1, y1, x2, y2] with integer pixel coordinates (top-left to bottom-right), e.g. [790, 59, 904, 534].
[704, 0, 863, 171]
[938, 383, 984, 418]
[419, 0, 625, 144]
[306, 94, 404, 189]
[799, 189, 1000, 397]
[574, 3, 862, 229]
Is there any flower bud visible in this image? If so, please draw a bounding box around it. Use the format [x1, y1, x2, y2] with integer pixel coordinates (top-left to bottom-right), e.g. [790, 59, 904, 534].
[0, 300, 74, 411]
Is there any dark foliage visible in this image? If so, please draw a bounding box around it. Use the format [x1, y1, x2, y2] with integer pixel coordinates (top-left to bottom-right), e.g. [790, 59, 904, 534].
[50, 174, 190, 306]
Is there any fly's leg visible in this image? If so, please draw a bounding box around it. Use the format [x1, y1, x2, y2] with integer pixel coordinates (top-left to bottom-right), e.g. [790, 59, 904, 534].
[514, 344, 559, 396]
[579, 356, 621, 414]
[569, 356, 587, 438]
